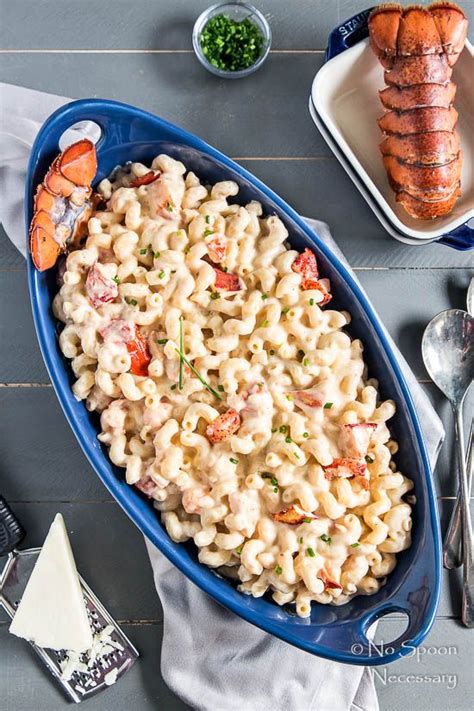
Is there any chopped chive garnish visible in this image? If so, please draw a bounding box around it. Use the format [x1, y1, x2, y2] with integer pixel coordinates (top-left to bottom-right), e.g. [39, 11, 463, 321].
[324, 402, 333, 409]
[299, 537, 304, 544]
[158, 270, 165, 279]
[178, 316, 184, 390]
[184, 246, 190, 254]
[157, 338, 168, 345]
[365, 455, 374, 464]
[271, 427, 277, 433]
[174, 347, 223, 401]
[230, 457, 239, 465]
[294, 453, 301, 459]
[126, 298, 138, 306]
[351, 542, 360, 548]
[166, 201, 174, 212]
[279, 425, 287, 434]
[204, 228, 214, 237]
[309, 298, 315, 306]
[261, 319, 269, 327]
[282, 307, 290, 314]
[205, 215, 211, 224]
[140, 248, 148, 255]
[236, 545, 243, 555]
[274, 565, 283, 575]
[303, 432, 309, 438]
[303, 517, 312, 523]
[261, 293, 269, 300]
[112, 275, 120, 284]
[320, 534, 332, 544]
[285, 436, 293, 444]
[306, 547, 316, 558]
[303, 358, 309, 366]
[218, 384, 225, 392]
[210, 291, 221, 300]
[286, 395, 293, 401]
[271, 477, 279, 488]
[153, 251, 161, 259]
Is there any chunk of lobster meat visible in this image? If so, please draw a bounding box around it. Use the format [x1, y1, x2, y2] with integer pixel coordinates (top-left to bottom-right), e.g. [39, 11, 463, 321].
[146, 173, 184, 220]
[302, 277, 332, 304]
[206, 235, 227, 263]
[396, 6, 443, 57]
[292, 248, 319, 282]
[339, 423, 377, 458]
[431, 2, 468, 57]
[129, 171, 160, 188]
[99, 319, 151, 377]
[384, 154, 462, 201]
[384, 54, 452, 87]
[205, 409, 241, 444]
[135, 477, 161, 499]
[126, 328, 151, 377]
[368, 5, 401, 68]
[57, 139, 97, 186]
[85, 262, 119, 308]
[379, 83, 457, 111]
[272, 504, 318, 524]
[213, 267, 241, 292]
[323, 458, 370, 490]
[396, 184, 461, 218]
[182, 486, 214, 515]
[100, 319, 136, 343]
[377, 106, 458, 136]
[380, 131, 460, 166]
[291, 389, 324, 409]
[319, 565, 343, 591]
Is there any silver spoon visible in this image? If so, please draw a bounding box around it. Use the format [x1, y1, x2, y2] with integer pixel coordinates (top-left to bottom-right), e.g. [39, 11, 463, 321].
[444, 280, 474, 570]
[422, 309, 474, 627]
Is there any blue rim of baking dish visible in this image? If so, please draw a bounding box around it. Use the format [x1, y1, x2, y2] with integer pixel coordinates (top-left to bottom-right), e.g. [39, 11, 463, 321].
[321, 7, 473, 251]
[25, 98, 442, 666]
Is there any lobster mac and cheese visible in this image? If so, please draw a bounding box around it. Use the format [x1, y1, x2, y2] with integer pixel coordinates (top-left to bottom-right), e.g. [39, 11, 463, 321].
[53, 154, 414, 617]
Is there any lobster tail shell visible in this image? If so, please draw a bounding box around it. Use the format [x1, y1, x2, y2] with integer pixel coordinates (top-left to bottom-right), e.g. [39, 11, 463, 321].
[29, 139, 98, 271]
[368, 2, 467, 219]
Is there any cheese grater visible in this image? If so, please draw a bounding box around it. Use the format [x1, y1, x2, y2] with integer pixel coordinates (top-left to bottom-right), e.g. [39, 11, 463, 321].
[0, 496, 139, 703]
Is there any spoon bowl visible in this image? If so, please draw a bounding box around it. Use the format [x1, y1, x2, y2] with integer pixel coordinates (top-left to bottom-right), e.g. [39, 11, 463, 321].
[422, 309, 474, 407]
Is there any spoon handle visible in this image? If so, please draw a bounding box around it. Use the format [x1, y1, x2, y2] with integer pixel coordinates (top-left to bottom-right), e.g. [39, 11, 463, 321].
[443, 419, 474, 569]
[454, 405, 474, 628]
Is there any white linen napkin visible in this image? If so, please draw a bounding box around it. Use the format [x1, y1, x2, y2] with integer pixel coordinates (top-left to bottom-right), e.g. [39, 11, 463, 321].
[0, 82, 444, 711]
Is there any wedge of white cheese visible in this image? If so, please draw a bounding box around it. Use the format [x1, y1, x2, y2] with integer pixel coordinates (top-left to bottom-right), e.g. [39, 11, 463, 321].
[9, 513, 93, 653]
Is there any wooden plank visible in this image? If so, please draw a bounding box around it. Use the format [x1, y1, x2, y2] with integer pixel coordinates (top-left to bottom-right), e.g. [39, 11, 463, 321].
[0, 622, 189, 710]
[0, 1, 338, 50]
[0, 503, 160, 622]
[2, 0, 473, 50]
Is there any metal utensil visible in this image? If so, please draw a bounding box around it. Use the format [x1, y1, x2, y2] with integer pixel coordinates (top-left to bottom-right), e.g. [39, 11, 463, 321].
[422, 309, 474, 627]
[467, 278, 474, 319]
[0, 497, 139, 703]
[443, 281, 474, 569]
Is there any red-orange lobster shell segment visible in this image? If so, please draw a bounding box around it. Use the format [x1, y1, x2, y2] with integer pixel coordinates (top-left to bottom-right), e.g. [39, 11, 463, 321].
[29, 139, 98, 272]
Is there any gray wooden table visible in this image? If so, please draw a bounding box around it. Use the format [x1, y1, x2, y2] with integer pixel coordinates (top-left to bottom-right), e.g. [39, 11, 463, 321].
[1, 1, 473, 709]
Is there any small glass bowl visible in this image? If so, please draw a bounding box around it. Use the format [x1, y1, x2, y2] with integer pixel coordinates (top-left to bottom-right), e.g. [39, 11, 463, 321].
[192, 2, 272, 79]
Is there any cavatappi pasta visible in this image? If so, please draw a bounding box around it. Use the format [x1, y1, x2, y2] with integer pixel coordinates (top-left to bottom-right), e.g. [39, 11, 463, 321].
[53, 154, 414, 617]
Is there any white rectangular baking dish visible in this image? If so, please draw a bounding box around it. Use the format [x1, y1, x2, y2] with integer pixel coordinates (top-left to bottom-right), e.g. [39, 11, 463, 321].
[310, 10, 474, 247]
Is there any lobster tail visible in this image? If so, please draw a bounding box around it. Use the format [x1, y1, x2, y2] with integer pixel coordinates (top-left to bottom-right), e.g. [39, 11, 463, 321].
[368, 2, 467, 219]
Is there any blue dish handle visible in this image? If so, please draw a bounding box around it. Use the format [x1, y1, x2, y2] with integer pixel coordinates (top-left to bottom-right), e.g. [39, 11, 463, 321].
[325, 7, 374, 62]
[437, 221, 474, 250]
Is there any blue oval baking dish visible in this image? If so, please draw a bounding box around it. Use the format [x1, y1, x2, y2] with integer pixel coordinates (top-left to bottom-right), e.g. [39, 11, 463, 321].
[26, 98, 441, 666]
